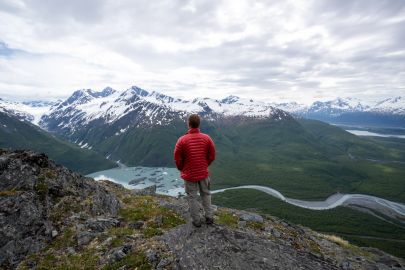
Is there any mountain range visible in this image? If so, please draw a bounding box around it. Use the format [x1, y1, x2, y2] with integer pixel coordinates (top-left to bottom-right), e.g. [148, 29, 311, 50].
[1, 85, 405, 172]
[272, 97, 405, 127]
[1, 87, 404, 132]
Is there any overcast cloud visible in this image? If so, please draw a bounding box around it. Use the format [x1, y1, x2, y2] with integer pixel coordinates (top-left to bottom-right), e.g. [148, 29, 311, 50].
[0, 0, 404, 104]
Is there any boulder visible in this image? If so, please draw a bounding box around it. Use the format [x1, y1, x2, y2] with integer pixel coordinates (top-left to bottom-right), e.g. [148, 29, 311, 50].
[239, 212, 264, 223]
[131, 185, 157, 196]
[85, 217, 120, 232]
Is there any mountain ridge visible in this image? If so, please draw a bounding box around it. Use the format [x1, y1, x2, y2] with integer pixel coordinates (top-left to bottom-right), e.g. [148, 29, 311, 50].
[0, 111, 116, 174]
[2, 86, 404, 131]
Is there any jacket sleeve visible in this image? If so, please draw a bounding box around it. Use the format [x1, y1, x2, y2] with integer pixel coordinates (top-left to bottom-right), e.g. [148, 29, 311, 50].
[174, 137, 184, 170]
[207, 136, 216, 166]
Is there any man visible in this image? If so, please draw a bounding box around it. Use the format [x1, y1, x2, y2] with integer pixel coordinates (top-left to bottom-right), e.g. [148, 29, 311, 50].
[174, 114, 216, 227]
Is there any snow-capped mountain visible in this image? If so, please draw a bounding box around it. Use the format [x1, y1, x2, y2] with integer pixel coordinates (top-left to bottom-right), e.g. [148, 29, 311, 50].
[39, 86, 289, 138]
[373, 96, 405, 115]
[22, 100, 59, 108]
[307, 97, 369, 114]
[0, 98, 57, 125]
[271, 97, 405, 116]
[270, 96, 405, 127]
[2, 85, 404, 131]
[268, 101, 308, 114]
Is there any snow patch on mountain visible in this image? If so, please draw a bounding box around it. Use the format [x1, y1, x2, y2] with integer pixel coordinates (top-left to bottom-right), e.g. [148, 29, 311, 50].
[373, 96, 405, 115]
[0, 98, 56, 124]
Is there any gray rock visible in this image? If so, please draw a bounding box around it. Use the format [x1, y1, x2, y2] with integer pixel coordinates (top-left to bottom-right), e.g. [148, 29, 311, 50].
[132, 185, 157, 196]
[67, 247, 76, 255]
[101, 236, 113, 247]
[51, 230, 58, 238]
[376, 255, 403, 268]
[161, 224, 340, 270]
[341, 260, 353, 270]
[108, 248, 126, 264]
[107, 245, 132, 264]
[146, 249, 159, 264]
[85, 217, 120, 232]
[239, 212, 264, 223]
[157, 257, 173, 269]
[271, 228, 281, 238]
[77, 231, 97, 246]
[0, 150, 121, 268]
[238, 221, 247, 228]
[154, 215, 163, 227]
[129, 220, 144, 229]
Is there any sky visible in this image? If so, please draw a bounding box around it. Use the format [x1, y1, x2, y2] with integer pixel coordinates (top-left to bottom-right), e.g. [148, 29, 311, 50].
[0, 0, 404, 104]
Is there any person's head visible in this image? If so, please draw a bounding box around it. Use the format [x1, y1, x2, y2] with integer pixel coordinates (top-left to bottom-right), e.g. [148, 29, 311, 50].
[188, 114, 200, 128]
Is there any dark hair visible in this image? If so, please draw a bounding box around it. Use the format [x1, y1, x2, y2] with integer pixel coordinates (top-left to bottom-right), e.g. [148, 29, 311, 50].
[188, 114, 200, 128]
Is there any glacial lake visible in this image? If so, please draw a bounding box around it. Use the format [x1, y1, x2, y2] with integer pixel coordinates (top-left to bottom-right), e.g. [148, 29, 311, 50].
[346, 129, 405, 139]
[86, 166, 185, 197]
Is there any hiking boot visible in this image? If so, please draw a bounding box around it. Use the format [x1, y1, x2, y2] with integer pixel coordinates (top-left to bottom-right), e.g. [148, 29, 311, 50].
[205, 217, 214, 225]
[192, 220, 202, 227]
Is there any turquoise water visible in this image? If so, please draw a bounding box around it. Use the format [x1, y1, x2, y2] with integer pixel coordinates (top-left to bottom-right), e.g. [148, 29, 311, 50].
[86, 166, 185, 196]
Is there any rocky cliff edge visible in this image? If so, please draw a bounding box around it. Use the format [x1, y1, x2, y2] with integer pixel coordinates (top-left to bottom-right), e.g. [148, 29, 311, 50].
[0, 149, 403, 269]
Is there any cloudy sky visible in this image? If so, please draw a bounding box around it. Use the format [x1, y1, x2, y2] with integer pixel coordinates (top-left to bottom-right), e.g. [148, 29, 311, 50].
[0, 0, 404, 104]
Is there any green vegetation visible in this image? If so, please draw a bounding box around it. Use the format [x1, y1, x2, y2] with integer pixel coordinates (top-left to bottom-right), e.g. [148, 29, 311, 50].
[30, 250, 99, 270]
[34, 179, 48, 201]
[247, 221, 265, 230]
[0, 112, 116, 174]
[208, 118, 405, 203]
[19, 228, 99, 270]
[216, 209, 238, 228]
[107, 227, 135, 247]
[50, 228, 76, 249]
[119, 195, 185, 236]
[142, 227, 163, 238]
[0, 188, 22, 196]
[103, 250, 151, 270]
[213, 189, 405, 259]
[93, 119, 187, 167]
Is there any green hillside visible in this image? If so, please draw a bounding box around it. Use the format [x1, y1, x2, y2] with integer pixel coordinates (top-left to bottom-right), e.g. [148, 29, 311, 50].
[93, 119, 187, 167]
[207, 118, 405, 202]
[0, 112, 116, 174]
[53, 115, 405, 202]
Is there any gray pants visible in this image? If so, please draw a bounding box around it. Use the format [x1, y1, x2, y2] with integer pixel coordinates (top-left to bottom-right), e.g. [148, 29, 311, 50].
[184, 177, 213, 223]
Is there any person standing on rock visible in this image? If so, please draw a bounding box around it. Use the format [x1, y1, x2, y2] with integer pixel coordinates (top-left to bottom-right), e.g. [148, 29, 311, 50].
[174, 114, 216, 227]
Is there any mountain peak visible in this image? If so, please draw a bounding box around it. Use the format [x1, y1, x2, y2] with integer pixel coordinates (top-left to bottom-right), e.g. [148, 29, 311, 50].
[128, 85, 149, 97]
[63, 89, 94, 106]
[93, 87, 117, 98]
[221, 95, 240, 104]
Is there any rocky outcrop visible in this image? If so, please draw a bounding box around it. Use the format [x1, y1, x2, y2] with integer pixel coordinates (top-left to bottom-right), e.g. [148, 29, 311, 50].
[1, 149, 404, 269]
[162, 223, 339, 269]
[157, 197, 405, 270]
[0, 149, 120, 268]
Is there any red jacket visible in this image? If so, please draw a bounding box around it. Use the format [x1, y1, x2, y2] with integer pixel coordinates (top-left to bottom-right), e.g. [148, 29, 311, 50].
[174, 128, 216, 181]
